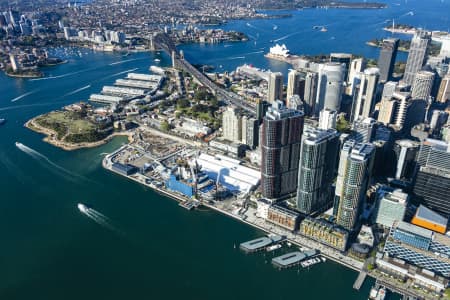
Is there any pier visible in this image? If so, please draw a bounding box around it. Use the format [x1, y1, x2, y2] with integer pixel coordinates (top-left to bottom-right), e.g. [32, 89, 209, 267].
[353, 271, 367, 290]
[272, 252, 306, 269]
[240, 237, 273, 253]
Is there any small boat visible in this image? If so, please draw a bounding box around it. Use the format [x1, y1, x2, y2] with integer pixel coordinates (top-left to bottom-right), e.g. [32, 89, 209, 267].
[376, 288, 386, 300]
[78, 203, 88, 213]
[154, 58, 161, 62]
[266, 244, 282, 252]
[273, 25, 278, 30]
[0, 118, 6, 125]
[320, 27, 328, 32]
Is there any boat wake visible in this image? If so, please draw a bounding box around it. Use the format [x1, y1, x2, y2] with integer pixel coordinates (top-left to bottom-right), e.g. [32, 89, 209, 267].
[78, 204, 123, 235]
[30, 70, 86, 81]
[242, 50, 264, 55]
[100, 68, 139, 81]
[226, 56, 246, 60]
[109, 58, 144, 66]
[10, 90, 38, 102]
[15, 142, 86, 182]
[64, 85, 91, 97]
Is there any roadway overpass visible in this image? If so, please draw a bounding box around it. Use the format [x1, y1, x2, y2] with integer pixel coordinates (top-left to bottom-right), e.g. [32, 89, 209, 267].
[152, 32, 256, 116]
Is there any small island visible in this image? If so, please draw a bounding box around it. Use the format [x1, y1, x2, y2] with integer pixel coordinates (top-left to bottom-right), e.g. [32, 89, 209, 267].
[366, 38, 442, 56]
[25, 103, 132, 151]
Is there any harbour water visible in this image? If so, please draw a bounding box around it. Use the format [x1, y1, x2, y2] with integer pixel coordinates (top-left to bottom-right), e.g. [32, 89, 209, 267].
[2, 1, 450, 298]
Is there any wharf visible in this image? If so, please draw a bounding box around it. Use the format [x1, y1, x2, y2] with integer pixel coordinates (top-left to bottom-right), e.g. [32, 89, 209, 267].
[353, 271, 367, 290]
[179, 200, 200, 210]
[240, 237, 273, 253]
[272, 251, 306, 269]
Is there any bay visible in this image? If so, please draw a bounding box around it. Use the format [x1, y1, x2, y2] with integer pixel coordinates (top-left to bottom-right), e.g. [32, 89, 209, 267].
[2, 1, 450, 298]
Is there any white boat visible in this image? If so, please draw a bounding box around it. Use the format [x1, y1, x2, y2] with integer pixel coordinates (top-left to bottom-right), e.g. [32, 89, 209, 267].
[154, 58, 161, 62]
[78, 203, 88, 213]
[266, 244, 282, 252]
[376, 288, 386, 300]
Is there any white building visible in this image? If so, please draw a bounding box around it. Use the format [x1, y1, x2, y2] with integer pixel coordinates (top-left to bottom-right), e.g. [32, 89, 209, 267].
[374, 187, 408, 228]
[269, 44, 290, 57]
[318, 109, 337, 130]
[222, 106, 242, 142]
[351, 67, 380, 121]
[196, 153, 260, 192]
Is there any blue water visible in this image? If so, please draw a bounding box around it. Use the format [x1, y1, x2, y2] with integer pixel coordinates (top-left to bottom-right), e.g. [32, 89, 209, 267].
[180, 0, 450, 75]
[1, 1, 448, 298]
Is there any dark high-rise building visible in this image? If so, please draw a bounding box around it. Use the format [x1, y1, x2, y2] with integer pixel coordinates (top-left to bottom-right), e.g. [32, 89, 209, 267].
[414, 139, 450, 218]
[393, 139, 419, 180]
[268, 72, 283, 104]
[261, 101, 304, 200]
[303, 71, 318, 116]
[378, 38, 399, 82]
[403, 30, 430, 86]
[330, 53, 352, 82]
[296, 128, 340, 214]
[256, 99, 271, 123]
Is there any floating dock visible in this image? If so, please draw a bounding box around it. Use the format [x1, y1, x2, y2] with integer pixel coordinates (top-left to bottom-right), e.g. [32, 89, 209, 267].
[239, 235, 285, 253]
[272, 251, 306, 269]
[240, 237, 273, 253]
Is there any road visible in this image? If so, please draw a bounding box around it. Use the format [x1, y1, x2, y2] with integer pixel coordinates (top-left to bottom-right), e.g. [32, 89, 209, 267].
[175, 58, 256, 115]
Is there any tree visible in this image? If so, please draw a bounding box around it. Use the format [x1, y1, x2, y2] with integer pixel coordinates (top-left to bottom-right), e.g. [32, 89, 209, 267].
[336, 117, 351, 133]
[160, 120, 170, 132]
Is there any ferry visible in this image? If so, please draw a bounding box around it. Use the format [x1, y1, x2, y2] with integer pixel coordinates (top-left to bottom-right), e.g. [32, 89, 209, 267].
[368, 287, 386, 300]
[0, 118, 6, 125]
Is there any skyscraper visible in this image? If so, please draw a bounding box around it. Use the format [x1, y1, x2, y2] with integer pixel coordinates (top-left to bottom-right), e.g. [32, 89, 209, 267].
[403, 30, 430, 86]
[378, 38, 399, 82]
[411, 70, 435, 100]
[286, 70, 304, 105]
[268, 72, 283, 104]
[436, 74, 450, 103]
[330, 53, 352, 82]
[296, 128, 339, 214]
[318, 108, 337, 130]
[222, 106, 242, 142]
[261, 101, 304, 200]
[378, 97, 397, 125]
[241, 115, 259, 149]
[303, 71, 318, 116]
[373, 186, 408, 228]
[351, 67, 380, 121]
[256, 99, 271, 123]
[382, 81, 398, 99]
[352, 117, 377, 143]
[393, 139, 419, 180]
[317, 62, 344, 114]
[347, 58, 366, 96]
[334, 141, 375, 231]
[414, 139, 450, 218]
